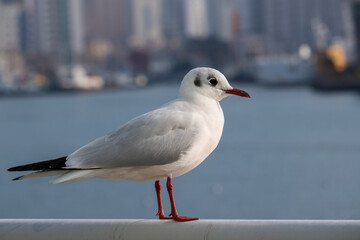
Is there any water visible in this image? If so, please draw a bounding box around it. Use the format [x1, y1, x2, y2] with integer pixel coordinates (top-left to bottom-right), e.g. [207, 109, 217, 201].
[1, 85, 360, 219]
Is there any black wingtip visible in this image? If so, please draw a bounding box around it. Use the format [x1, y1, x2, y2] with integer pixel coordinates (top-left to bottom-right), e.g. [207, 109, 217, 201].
[8, 156, 67, 172]
[8, 166, 19, 172]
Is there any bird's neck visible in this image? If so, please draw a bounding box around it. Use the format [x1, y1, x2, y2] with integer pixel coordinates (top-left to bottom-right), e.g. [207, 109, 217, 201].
[187, 95, 224, 146]
[182, 94, 224, 122]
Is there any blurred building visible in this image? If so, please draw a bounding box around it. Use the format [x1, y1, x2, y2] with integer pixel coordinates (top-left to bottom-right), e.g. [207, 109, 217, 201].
[184, 0, 209, 38]
[83, 0, 131, 49]
[131, 0, 163, 47]
[0, 0, 24, 88]
[23, 1, 62, 55]
[161, 0, 185, 41]
[20, 0, 85, 66]
[207, 0, 234, 41]
[0, 2, 21, 52]
[68, 0, 85, 61]
[353, 0, 360, 62]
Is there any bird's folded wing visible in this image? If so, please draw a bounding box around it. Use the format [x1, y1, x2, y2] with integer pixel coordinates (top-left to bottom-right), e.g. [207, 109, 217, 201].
[65, 105, 200, 169]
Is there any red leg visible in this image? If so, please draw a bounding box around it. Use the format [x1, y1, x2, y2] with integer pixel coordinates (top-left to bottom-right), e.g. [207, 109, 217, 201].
[155, 180, 171, 220]
[166, 177, 199, 222]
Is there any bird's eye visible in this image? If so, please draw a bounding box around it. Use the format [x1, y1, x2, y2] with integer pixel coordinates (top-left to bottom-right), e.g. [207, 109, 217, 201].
[209, 78, 218, 86]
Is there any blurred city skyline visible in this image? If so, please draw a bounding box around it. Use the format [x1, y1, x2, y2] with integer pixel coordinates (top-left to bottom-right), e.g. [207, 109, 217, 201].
[0, 0, 357, 92]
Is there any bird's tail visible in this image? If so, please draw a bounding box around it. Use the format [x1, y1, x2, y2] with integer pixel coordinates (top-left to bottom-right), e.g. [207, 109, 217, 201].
[11, 170, 70, 181]
[8, 156, 99, 183]
[8, 156, 68, 181]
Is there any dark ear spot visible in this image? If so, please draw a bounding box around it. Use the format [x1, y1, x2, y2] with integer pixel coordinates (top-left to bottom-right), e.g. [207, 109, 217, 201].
[194, 77, 201, 87]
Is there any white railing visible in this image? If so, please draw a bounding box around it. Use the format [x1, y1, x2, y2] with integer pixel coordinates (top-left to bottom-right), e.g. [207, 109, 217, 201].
[1, 219, 360, 240]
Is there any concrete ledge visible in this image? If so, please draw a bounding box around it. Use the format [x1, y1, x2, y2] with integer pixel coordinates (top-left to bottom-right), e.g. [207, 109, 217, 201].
[1, 219, 360, 240]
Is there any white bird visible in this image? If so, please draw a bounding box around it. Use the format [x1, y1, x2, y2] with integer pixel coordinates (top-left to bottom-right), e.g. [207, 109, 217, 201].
[8, 67, 250, 221]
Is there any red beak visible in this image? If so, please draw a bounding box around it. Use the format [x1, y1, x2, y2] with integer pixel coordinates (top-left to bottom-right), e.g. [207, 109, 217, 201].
[224, 88, 251, 98]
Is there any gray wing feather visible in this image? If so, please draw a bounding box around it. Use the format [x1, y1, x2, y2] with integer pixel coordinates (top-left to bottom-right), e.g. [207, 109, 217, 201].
[66, 103, 199, 168]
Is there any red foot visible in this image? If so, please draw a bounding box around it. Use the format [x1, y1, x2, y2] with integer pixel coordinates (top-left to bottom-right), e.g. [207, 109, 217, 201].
[169, 213, 199, 222]
[172, 215, 199, 222]
[157, 211, 198, 221]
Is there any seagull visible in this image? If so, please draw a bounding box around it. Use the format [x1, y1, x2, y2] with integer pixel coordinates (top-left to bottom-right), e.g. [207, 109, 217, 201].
[8, 67, 250, 221]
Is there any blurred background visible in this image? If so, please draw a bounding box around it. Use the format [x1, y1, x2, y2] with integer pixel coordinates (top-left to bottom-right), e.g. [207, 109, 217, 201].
[1, 0, 360, 219]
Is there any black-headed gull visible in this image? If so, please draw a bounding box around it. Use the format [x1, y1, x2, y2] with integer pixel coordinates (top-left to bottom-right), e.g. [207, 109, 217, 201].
[8, 67, 250, 221]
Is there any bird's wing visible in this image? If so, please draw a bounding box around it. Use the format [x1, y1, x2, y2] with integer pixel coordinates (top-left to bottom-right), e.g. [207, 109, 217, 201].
[66, 102, 200, 169]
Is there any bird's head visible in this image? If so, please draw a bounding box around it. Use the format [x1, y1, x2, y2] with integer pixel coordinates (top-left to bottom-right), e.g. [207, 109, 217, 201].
[179, 67, 250, 102]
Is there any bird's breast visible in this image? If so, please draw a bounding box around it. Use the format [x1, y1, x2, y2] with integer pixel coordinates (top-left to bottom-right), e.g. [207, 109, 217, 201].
[168, 104, 224, 178]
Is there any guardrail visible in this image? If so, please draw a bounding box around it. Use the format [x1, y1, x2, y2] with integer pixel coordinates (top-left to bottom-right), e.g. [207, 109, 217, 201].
[1, 219, 360, 240]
